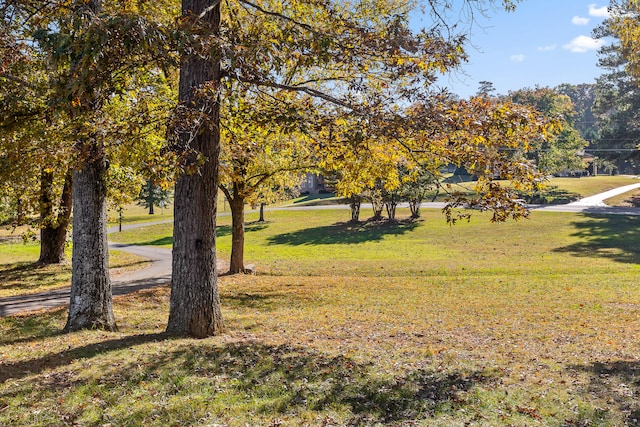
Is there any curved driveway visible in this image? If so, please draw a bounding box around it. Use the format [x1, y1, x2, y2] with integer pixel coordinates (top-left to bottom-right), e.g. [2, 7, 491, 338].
[0, 221, 227, 316]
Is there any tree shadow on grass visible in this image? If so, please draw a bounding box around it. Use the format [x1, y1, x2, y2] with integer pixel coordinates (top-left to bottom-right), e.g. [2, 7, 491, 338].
[0, 332, 172, 383]
[553, 214, 640, 265]
[523, 185, 581, 204]
[1, 336, 502, 424]
[0, 307, 67, 346]
[0, 262, 68, 293]
[267, 219, 420, 246]
[136, 236, 174, 246]
[167, 342, 500, 424]
[245, 221, 270, 232]
[569, 360, 640, 426]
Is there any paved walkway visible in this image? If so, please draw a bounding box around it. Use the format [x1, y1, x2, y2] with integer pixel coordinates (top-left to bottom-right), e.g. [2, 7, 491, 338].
[2, 182, 640, 316]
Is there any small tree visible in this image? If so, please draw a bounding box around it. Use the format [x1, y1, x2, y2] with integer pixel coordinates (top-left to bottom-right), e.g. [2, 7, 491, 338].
[219, 85, 313, 274]
[399, 167, 439, 219]
[364, 180, 385, 221]
[138, 179, 171, 214]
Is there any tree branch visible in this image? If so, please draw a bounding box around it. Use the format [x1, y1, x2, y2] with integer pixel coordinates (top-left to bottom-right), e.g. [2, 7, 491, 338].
[237, 0, 314, 31]
[0, 72, 36, 89]
[218, 183, 233, 203]
[246, 163, 316, 188]
[235, 75, 357, 111]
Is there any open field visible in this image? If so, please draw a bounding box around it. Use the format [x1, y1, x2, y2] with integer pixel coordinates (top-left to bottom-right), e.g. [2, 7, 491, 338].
[3, 208, 640, 425]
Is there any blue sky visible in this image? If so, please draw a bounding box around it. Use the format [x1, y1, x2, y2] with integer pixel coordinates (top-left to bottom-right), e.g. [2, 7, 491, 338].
[413, 1, 611, 97]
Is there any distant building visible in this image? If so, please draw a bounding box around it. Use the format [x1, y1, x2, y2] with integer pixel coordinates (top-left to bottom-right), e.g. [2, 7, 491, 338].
[299, 173, 331, 195]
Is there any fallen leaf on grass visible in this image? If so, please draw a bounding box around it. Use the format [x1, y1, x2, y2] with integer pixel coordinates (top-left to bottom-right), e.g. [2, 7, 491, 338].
[516, 405, 542, 420]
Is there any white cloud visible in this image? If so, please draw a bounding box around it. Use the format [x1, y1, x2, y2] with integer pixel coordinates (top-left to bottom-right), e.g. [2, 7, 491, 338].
[572, 16, 590, 25]
[563, 35, 605, 53]
[510, 54, 525, 62]
[538, 44, 557, 52]
[588, 3, 610, 18]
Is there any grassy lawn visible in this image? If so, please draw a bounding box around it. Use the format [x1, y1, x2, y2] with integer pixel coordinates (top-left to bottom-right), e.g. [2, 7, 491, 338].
[549, 175, 640, 200]
[0, 242, 150, 298]
[605, 189, 640, 207]
[106, 204, 174, 227]
[3, 208, 640, 425]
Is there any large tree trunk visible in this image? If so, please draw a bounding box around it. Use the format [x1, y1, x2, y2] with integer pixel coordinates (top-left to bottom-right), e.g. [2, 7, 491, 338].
[64, 0, 115, 332]
[38, 170, 73, 265]
[65, 142, 116, 332]
[166, 0, 224, 337]
[228, 197, 245, 274]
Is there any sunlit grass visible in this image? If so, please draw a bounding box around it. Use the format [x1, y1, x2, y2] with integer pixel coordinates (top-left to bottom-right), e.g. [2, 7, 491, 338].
[549, 175, 639, 198]
[0, 242, 149, 298]
[110, 208, 640, 278]
[106, 203, 174, 227]
[4, 201, 640, 425]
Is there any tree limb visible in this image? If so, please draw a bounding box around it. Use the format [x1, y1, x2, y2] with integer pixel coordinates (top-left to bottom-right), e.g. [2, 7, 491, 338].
[0, 72, 36, 89]
[237, 0, 314, 31]
[235, 75, 357, 111]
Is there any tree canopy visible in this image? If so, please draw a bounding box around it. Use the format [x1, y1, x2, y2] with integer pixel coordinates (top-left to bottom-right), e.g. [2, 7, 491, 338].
[505, 87, 587, 176]
[1, 0, 559, 337]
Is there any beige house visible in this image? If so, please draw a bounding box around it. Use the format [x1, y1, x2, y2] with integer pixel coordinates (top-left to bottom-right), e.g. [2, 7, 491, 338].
[299, 173, 331, 195]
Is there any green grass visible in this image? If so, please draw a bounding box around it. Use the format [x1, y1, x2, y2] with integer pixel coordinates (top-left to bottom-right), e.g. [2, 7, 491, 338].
[605, 188, 640, 207]
[433, 175, 640, 205]
[549, 175, 640, 198]
[107, 204, 173, 227]
[4, 204, 640, 425]
[111, 207, 640, 278]
[0, 242, 150, 298]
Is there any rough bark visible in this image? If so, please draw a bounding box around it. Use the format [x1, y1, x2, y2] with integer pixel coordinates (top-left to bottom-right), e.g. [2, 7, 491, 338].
[409, 200, 421, 219]
[64, 0, 116, 332]
[349, 195, 361, 223]
[370, 197, 384, 220]
[64, 142, 116, 332]
[38, 169, 73, 265]
[228, 196, 245, 275]
[385, 200, 397, 220]
[166, 0, 224, 337]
